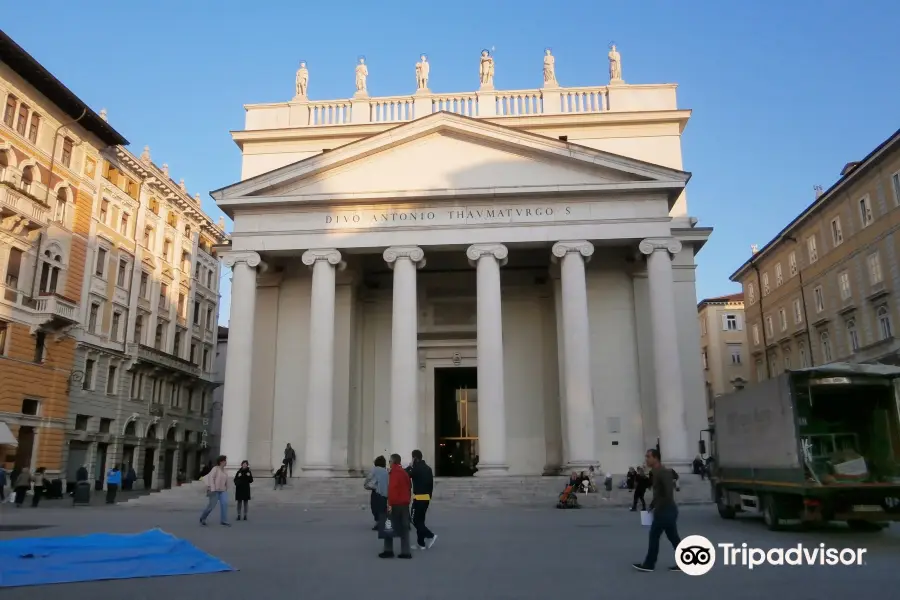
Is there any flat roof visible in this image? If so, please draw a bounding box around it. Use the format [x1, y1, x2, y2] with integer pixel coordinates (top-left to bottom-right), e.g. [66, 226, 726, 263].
[0, 29, 127, 147]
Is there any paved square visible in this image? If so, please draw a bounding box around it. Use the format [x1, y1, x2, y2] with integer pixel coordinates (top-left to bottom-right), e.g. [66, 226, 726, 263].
[1, 503, 898, 598]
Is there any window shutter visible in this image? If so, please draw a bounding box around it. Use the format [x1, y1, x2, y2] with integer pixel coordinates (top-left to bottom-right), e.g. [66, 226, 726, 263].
[736, 314, 744, 331]
[721, 314, 728, 331]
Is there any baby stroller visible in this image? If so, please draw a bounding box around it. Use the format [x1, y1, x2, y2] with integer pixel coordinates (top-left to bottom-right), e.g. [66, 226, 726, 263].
[557, 483, 580, 509]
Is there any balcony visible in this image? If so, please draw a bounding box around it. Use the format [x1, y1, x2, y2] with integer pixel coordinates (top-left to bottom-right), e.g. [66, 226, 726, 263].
[131, 343, 200, 377]
[33, 294, 78, 326]
[0, 183, 49, 233]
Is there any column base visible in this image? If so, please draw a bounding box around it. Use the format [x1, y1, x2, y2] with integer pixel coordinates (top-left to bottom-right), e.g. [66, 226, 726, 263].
[300, 464, 334, 478]
[563, 461, 597, 473]
[475, 463, 509, 476]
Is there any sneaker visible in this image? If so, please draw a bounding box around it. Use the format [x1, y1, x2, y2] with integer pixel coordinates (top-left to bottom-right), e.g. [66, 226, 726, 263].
[668, 565, 681, 572]
[221, 522, 231, 527]
[200, 519, 207, 527]
[629, 508, 636, 512]
[632, 563, 653, 572]
[378, 551, 394, 559]
[426, 534, 438, 549]
[398, 554, 412, 559]
[236, 515, 242, 521]
[415, 544, 427, 550]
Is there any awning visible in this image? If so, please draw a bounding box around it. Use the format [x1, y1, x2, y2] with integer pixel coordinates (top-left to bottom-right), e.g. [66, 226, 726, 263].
[0, 421, 17, 446]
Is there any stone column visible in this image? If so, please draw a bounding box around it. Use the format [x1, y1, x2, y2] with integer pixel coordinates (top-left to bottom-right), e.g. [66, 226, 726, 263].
[383, 246, 425, 460]
[300, 249, 344, 476]
[218, 251, 264, 471]
[467, 243, 509, 476]
[551, 241, 595, 469]
[639, 238, 690, 468]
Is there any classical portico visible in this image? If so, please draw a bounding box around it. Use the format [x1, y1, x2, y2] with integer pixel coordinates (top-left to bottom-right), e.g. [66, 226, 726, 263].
[213, 61, 711, 476]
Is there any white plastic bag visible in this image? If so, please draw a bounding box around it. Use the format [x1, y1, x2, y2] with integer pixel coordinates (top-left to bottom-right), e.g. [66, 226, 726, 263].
[640, 511, 653, 527]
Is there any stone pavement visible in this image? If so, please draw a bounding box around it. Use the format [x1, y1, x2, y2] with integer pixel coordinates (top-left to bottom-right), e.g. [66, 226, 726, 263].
[1, 500, 899, 598]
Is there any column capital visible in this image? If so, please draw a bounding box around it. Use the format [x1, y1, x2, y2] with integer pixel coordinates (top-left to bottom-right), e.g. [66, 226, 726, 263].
[301, 248, 345, 270]
[466, 243, 508, 267]
[220, 250, 267, 272]
[639, 237, 682, 256]
[383, 246, 425, 269]
[551, 240, 594, 263]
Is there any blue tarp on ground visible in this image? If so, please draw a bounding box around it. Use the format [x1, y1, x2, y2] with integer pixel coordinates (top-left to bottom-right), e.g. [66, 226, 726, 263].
[0, 528, 234, 588]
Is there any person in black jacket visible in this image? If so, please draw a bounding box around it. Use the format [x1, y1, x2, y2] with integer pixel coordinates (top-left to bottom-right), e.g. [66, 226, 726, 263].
[234, 461, 253, 521]
[630, 466, 649, 511]
[406, 449, 437, 550]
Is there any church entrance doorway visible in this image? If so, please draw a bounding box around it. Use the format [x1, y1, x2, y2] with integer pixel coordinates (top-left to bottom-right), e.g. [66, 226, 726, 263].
[434, 366, 478, 476]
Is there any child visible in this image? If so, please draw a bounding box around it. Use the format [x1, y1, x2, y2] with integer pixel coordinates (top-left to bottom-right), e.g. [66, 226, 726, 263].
[273, 465, 286, 490]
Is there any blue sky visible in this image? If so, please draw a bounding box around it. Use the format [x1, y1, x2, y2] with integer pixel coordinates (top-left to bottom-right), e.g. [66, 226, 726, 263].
[4, 1, 899, 323]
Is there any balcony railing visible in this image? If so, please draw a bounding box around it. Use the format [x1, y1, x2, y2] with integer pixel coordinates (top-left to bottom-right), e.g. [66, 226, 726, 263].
[34, 294, 78, 323]
[0, 183, 49, 230]
[131, 343, 200, 377]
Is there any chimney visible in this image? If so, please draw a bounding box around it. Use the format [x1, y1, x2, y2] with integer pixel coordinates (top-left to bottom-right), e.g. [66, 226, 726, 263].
[750, 244, 759, 255]
[814, 185, 824, 199]
[99, 108, 108, 121]
[841, 161, 860, 177]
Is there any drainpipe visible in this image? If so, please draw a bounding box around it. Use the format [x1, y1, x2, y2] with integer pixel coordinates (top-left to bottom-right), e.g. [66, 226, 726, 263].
[31, 108, 88, 297]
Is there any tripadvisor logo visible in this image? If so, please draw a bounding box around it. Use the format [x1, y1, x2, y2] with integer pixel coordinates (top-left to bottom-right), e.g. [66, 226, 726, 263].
[675, 535, 868, 576]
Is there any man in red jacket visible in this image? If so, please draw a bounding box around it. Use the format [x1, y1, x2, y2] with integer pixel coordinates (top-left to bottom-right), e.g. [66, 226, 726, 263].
[379, 453, 412, 559]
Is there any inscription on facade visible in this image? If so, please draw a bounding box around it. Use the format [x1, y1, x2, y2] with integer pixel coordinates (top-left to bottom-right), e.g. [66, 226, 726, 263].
[323, 204, 575, 229]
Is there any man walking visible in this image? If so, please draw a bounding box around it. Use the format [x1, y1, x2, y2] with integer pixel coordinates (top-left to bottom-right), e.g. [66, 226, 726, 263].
[105, 465, 122, 504]
[407, 449, 437, 550]
[379, 454, 412, 559]
[284, 443, 296, 478]
[633, 448, 681, 572]
[200, 455, 231, 527]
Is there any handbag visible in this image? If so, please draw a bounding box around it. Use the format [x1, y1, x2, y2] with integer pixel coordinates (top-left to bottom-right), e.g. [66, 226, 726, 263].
[377, 518, 394, 540]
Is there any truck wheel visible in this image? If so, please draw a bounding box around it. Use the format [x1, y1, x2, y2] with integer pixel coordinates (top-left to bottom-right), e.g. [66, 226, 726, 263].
[716, 488, 736, 519]
[763, 495, 783, 531]
[847, 520, 885, 532]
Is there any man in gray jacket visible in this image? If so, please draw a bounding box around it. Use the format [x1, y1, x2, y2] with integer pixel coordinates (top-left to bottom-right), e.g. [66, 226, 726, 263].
[365, 456, 389, 530]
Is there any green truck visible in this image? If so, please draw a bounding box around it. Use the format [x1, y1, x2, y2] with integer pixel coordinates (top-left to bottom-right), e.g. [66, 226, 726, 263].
[709, 363, 900, 531]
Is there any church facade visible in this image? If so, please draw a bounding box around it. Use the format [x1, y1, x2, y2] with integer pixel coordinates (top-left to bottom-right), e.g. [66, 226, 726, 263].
[213, 50, 712, 476]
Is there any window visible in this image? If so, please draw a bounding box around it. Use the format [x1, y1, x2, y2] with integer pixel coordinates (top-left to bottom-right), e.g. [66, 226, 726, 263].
[752, 323, 760, 346]
[756, 360, 765, 382]
[892, 172, 900, 206]
[724, 314, 740, 331]
[143, 226, 153, 249]
[120, 212, 130, 236]
[799, 344, 808, 368]
[163, 238, 172, 262]
[765, 316, 774, 338]
[728, 343, 742, 365]
[149, 198, 160, 215]
[190, 342, 198, 364]
[159, 283, 168, 309]
[21, 399, 39, 415]
[847, 319, 860, 353]
[747, 283, 756, 305]
[182, 251, 191, 273]
[111, 311, 121, 342]
[831, 217, 843, 246]
[203, 347, 210, 370]
[207, 269, 214, 289]
[28, 112, 39, 144]
[821, 331, 833, 362]
[140, 272, 149, 298]
[783, 349, 792, 370]
[206, 307, 214, 330]
[838, 271, 852, 301]
[193, 301, 201, 324]
[61, 137, 73, 168]
[32, 330, 45, 362]
[775, 263, 783, 287]
[701, 350, 708, 370]
[83, 358, 95, 389]
[793, 298, 803, 324]
[3, 94, 16, 127]
[170, 384, 179, 408]
[106, 364, 118, 394]
[131, 372, 143, 399]
[868, 252, 883, 285]
[117, 259, 128, 288]
[878, 306, 892, 340]
[184, 224, 192, 238]
[187, 389, 195, 411]
[789, 251, 797, 276]
[134, 314, 143, 344]
[6, 246, 23, 288]
[75, 415, 89, 431]
[20, 165, 34, 194]
[178, 293, 186, 318]
[99, 418, 112, 434]
[859, 196, 873, 228]
[99, 199, 109, 223]
[16, 103, 28, 135]
[779, 308, 787, 331]
[807, 236, 818, 264]
[167, 212, 178, 228]
[54, 187, 67, 222]
[814, 285, 825, 313]
[699, 319, 707, 336]
[762, 272, 770, 295]
[95, 247, 107, 277]
[174, 329, 182, 355]
[0, 320, 7, 355]
[88, 303, 99, 333]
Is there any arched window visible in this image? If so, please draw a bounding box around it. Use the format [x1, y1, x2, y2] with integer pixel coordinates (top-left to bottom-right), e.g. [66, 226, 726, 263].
[877, 306, 893, 340]
[146, 424, 157, 440]
[799, 343, 808, 368]
[184, 224, 192, 239]
[15, 103, 28, 135]
[54, 187, 68, 222]
[166, 427, 176, 442]
[846, 319, 860, 353]
[20, 165, 34, 193]
[820, 331, 833, 363]
[39, 248, 64, 295]
[124, 421, 136, 437]
[0, 149, 8, 181]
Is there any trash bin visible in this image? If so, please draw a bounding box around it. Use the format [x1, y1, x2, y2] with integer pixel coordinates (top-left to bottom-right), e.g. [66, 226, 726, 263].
[73, 481, 91, 506]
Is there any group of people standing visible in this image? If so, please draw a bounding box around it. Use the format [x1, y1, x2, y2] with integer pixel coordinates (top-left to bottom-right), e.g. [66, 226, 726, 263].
[0, 466, 46, 507]
[365, 449, 438, 559]
[199, 456, 255, 526]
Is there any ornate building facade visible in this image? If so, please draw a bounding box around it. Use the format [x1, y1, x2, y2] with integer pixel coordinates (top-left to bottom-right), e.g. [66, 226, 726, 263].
[214, 48, 712, 477]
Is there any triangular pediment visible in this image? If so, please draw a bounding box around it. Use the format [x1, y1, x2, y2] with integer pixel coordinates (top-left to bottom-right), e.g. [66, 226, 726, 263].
[213, 112, 689, 212]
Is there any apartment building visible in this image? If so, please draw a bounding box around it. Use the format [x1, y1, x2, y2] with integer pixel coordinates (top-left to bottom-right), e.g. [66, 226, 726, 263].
[697, 292, 749, 418]
[732, 129, 900, 382]
[0, 31, 128, 474]
[65, 144, 228, 490]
